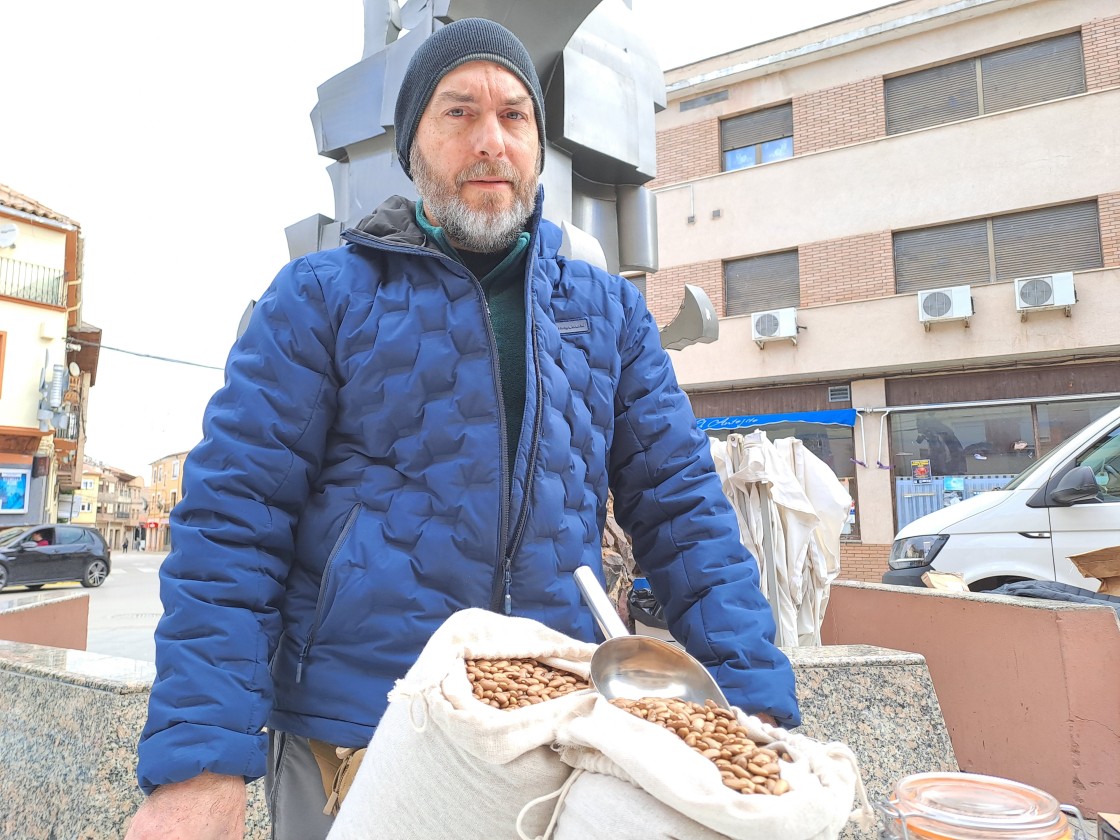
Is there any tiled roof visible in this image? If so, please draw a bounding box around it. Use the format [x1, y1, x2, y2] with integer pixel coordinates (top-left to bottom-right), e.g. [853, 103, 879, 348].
[0, 182, 79, 228]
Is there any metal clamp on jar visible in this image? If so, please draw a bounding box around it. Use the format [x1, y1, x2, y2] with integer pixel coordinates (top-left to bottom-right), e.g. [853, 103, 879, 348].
[877, 772, 1089, 839]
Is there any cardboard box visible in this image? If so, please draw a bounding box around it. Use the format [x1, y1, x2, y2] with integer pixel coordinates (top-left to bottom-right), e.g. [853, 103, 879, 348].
[1069, 546, 1120, 595]
[921, 570, 970, 592]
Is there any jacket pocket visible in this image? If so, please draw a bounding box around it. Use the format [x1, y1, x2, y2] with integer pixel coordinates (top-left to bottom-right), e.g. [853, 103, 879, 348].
[296, 503, 361, 682]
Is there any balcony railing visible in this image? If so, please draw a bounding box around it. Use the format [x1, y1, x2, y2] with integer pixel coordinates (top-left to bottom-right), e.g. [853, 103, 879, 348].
[0, 255, 66, 307]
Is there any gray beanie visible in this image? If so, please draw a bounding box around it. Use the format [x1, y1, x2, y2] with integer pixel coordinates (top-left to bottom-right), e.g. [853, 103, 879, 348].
[394, 18, 546, 178]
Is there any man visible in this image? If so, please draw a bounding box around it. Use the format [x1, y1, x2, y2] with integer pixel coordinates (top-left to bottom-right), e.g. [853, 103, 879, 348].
[126, 18, 799, 840]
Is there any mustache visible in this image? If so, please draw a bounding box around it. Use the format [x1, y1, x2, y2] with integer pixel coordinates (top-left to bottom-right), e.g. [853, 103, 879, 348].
[455, 159, 522, 189]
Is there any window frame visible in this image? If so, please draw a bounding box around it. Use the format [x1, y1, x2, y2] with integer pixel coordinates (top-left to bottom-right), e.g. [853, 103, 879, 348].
[720, 103, 794, 173]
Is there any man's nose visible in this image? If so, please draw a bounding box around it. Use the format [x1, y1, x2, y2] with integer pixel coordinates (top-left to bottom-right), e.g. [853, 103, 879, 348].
[472, 111, 506, 158]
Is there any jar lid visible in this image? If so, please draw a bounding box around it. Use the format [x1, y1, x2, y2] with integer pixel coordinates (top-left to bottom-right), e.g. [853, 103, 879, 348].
[890, 772, 1070, 839]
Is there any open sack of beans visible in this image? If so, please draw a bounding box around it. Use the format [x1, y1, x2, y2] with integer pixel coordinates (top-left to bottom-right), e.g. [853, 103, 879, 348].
[326, 608, 598, 840]
[517, 694, 874, 840]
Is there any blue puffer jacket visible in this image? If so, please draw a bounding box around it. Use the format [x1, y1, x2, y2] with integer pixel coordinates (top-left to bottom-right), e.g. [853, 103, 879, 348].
[137, 193, 799, 792]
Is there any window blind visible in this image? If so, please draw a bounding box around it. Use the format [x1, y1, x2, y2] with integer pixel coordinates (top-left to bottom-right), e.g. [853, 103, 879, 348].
[992, 201, 1102, 280]
[885, 59, 978, 134]
[724, 250, 800, 316]
[885, 31, 1086, 135]
[981, 33, 1086, 114]
[893, 219, 990, 293]
[721, 103, 793, 152]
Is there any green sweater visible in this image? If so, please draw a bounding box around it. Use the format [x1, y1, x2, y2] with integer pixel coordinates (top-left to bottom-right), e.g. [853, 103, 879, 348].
[415, 201, 529, 469]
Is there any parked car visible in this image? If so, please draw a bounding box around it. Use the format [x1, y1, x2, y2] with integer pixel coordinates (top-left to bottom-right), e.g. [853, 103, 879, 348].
[0, 524, 111, 592]
[883, 403, 1120, 590]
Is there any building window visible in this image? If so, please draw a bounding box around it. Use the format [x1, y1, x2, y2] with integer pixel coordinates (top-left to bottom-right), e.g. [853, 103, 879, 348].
[884, 32, 1086, 134]
[723, 250, 800, 316]
[893, 200, 1102, 294]
[81, 479, 94, 490]
[720, 103, 793, 172]
[80, 502, 92, 513]
[172, 460, 180, 479]
[626, 274, 647, 299]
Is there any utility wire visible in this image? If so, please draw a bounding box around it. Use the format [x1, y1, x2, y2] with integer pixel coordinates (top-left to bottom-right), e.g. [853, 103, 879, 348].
[67, 337, 224, 371]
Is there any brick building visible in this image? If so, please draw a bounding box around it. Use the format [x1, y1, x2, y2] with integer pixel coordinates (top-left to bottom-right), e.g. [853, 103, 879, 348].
[646, 0, 1120, 582]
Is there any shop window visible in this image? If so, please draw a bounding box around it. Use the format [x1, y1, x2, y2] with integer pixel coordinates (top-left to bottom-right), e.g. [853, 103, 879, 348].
[721, 103, 793, 172]
[889, 398, 1120, 531]
[724, 250, 800, 316]
[1035, 398, 1120, 458]
[885, 32, 1086, 134]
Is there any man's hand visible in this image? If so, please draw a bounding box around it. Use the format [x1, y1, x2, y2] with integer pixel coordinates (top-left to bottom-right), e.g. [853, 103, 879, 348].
[754, 712, 778, 727]
[124, 772, 246, 840]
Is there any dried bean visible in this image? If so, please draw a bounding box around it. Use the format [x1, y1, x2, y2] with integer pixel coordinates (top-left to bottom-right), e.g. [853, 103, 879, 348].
[465, 658, 590, 709]
[608, 697, 789, 796]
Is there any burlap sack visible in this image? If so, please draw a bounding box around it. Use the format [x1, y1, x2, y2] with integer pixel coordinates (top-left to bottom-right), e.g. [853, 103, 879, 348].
[326, 609, 597, 840]
[522, 695, 873, 840]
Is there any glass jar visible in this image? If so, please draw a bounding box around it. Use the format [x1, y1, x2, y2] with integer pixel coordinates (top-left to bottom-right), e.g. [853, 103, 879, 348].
[879, 772, 1075, 839]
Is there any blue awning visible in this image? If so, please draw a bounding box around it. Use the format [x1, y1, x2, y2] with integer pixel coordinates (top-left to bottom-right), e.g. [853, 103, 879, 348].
[696, 408, 858, 431]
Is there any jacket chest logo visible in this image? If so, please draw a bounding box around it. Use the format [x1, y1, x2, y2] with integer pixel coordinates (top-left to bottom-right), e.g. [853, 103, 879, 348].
[556, 317, 590, 336]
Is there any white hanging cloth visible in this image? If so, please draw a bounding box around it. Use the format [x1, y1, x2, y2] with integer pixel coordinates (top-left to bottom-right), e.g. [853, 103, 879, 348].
[710, 431, 851, 647]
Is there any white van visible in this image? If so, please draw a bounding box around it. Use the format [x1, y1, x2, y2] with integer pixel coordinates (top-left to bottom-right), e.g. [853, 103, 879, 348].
[883, 404, 1120, 590]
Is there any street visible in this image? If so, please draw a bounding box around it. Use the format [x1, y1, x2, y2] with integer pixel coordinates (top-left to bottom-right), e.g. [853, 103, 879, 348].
[0, 548, 168, 662]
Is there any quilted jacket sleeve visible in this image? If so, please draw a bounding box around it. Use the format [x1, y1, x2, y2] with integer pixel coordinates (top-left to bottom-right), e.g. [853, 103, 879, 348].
[607, 284, 801, 727]
[136, 256, 339, 792]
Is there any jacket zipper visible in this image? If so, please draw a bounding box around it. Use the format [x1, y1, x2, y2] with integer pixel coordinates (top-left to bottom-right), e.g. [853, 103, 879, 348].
[493, 251, 545, 614]
[296, 504, 361, 683]
[342, 228, 528, 615]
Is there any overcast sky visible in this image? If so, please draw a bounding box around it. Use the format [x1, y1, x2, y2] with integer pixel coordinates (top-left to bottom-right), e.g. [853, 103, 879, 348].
[1, 0, 888, 480]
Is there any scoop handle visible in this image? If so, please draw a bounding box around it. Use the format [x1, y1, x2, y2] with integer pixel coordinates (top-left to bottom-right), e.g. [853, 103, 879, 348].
[574, 566, 630, 639]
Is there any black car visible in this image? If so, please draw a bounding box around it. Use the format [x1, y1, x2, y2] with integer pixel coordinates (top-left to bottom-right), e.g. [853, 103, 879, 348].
[0, 524, 111, 592]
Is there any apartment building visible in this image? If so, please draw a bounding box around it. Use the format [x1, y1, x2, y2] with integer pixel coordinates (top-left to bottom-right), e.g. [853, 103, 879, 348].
[90, 461, 144, 550]
[647, 0, 1120, 581]
[0, 184, 100, 526]
[147, 450, 188, 551]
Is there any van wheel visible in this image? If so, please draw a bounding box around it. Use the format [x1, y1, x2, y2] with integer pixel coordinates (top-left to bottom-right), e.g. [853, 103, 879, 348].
[971, 576, 1028, 592]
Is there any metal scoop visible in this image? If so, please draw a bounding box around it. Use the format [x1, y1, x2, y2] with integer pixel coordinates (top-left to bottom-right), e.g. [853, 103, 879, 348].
[574, 566, 732, 711]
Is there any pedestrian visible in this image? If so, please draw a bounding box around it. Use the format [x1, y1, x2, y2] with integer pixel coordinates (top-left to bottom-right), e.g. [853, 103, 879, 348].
[123, 538, 129, 553]
[124, 19, 799, 840]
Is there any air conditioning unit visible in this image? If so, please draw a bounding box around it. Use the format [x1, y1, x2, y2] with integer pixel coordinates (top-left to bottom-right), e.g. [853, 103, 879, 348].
[1014, 272, 1075, 319]
[751, 307, 798, 348]
[918, 285, 973, 330]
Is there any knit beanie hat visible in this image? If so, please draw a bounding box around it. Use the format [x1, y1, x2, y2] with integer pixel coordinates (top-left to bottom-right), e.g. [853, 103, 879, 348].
[394, 17, 546, 178]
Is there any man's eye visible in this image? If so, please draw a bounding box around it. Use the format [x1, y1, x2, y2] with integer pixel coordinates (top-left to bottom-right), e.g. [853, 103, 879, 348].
[447, 107, 466, 117]
[504, 111, 525, 121]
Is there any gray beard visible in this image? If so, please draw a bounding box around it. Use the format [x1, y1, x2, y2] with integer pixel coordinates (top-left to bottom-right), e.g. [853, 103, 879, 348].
[410, 147, 536, 253]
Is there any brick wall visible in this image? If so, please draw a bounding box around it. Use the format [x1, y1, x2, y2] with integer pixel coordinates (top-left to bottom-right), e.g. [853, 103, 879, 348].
[799, 231, 895, 306]
[645, 260, 722, 326]
[650, 119, 721, 188]
[792, 77, 886, 155]
[1099, 191, 1120, 268]
[1084, 14, 1120, 90]
[838, 542, 892, 583]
